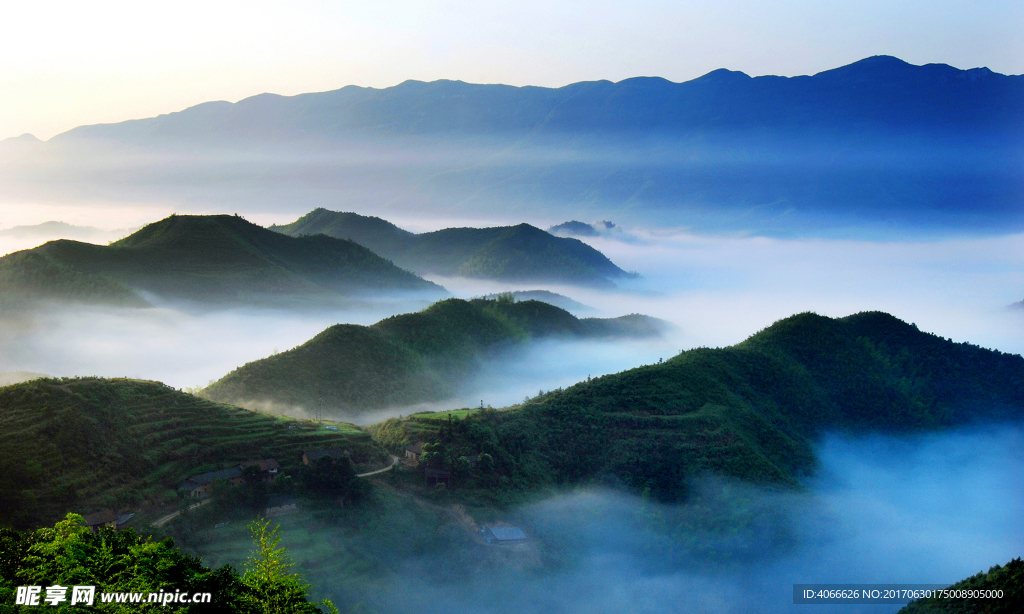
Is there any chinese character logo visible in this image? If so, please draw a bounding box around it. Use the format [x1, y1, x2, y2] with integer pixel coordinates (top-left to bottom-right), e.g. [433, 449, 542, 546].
[71, 585, 96, 606]
[15, 586, 41, 606]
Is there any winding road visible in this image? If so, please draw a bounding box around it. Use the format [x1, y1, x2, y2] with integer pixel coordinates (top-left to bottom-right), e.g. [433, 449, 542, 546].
[151, 456, 399, 527]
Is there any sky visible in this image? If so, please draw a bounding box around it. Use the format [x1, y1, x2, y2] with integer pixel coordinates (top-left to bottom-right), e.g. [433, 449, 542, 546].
[3, 0, 1022, 141]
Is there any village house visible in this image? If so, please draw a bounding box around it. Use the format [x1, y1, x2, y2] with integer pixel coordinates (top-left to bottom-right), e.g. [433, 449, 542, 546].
[178, 458, 281, 498]
[404, 442, 426, 464]
[81, 509, 117, 533]
[238, 458, 280, 481]
[178, 467, 243, 498]
[264, 496, 299, 517]
[481, 525, 527, 544]
[301, 449, 348, 465]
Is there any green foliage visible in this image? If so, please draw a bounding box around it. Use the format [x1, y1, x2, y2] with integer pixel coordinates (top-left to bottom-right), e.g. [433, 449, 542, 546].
[375, 311, 1024, 504]
[899, 558, 1024, 613]
[297, 458, 369, 503]
[204, 298, 663, 412]
[240, 518, 320, 614]
[0, 378, 385, 529]
[0, 513, 330, 613]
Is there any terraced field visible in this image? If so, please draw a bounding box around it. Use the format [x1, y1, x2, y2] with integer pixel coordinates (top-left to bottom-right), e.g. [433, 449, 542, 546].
[0, 377, 386, 528]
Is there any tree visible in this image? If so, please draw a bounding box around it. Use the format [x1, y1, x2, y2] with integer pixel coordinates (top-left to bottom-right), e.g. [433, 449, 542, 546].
[241, 518, 320, 614]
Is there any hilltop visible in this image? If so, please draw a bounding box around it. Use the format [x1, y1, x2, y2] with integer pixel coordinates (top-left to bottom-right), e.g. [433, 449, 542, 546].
[272, 209, 634, 287]
[370, 311, 1024, 503]
[0, 377, 384, 529]
[203, 296, 668, 413]
[0, 214, 445, 307]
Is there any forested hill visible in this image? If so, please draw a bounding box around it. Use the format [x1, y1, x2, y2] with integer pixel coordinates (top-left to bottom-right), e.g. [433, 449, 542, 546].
[0, 377, 383, 529]
[203, 297, 668, 413]
[272, 209, 634, 287]
[0, 214, 445, 308]
[372, 311, 1024, 503]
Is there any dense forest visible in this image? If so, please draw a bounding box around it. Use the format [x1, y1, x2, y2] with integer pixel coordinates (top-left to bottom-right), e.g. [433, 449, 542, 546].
[371, 311, 1024, 504]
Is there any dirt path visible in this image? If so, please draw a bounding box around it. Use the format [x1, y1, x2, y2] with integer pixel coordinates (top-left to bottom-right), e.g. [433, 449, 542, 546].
[151, 498, 211, 528]
[356, 454, 399, 477]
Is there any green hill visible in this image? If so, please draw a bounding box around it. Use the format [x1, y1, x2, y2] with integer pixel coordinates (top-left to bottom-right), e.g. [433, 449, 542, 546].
[0, 214, 444, 307]
[203, 297, 668, 412]
[899, 557, 1024, 613]
[369, 311, 1024, 504]
[0, 377, 384, 529]
[271, 209, 635, 287]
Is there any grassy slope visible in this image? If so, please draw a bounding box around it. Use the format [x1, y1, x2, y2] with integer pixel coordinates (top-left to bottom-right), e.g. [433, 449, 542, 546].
[272, 208, 632, 287]
[0, 377, 384, 529]
[203, 297, 664, 412]
[0, 214, 443, 306]
[369, 311, 1024, 504]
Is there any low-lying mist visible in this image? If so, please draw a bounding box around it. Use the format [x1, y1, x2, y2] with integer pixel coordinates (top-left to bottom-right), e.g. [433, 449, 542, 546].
[294, 426, 1020, 614]
[1, 214, 1022, 423]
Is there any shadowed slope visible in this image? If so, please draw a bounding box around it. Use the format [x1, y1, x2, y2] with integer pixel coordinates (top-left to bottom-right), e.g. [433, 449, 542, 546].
[0, 214, 445, 307]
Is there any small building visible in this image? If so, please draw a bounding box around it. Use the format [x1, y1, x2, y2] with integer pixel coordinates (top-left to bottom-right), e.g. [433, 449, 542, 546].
[178, 467, 244, 498]
[238, 459, 280, 481]
[424, 467, 451, 487]
[481, 526, 526, 544]
[404, 442, 426, 464]
[81, 509, 117, 533]
[115, 513, 135, 529]
[264, 496, 299, 517]
[301, 449, 348, 466]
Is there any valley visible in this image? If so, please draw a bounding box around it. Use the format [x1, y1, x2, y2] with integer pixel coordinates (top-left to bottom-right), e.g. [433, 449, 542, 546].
[1, 52, 1022, 613]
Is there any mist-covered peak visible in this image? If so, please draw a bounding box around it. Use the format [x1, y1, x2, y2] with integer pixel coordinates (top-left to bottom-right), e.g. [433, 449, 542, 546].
[2, 133, 42, 144]
[273, 209, 633, 287]
[0, 212, 445, 308]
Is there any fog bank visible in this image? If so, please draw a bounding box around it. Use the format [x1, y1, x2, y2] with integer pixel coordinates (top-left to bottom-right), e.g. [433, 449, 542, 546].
[313, 426, 1023, 614]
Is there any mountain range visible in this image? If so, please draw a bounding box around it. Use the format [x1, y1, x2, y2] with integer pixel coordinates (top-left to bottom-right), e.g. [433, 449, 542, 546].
[0, 214, 444, 307]
[3, 56, 1020, 235]
[272, 209, 634, 287]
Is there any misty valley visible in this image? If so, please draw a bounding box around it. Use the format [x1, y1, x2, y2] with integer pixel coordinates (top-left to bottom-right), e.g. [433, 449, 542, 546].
[1, 55, 1023, 614]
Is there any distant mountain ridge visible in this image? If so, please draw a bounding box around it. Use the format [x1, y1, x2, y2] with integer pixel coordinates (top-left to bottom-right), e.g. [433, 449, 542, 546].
[0, 214, 444, 307]
[50, 56, 1022, 144]
[4, 56, 1020, 235]
[272, 209, 634, 287]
